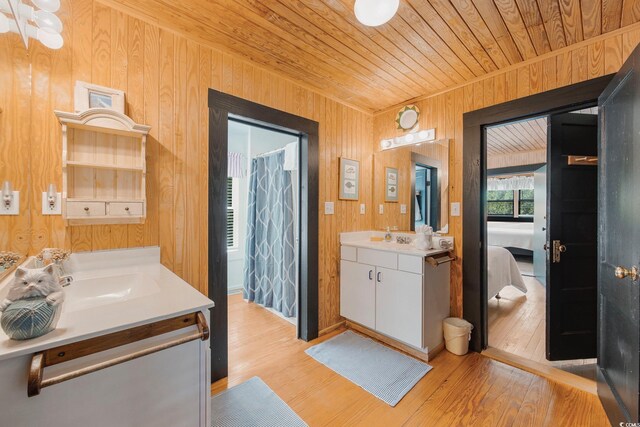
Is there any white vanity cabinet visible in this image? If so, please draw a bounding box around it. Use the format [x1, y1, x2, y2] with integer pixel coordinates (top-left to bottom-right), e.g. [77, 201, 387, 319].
[340, 243, 451, 353]
[375, 267, 423, 348]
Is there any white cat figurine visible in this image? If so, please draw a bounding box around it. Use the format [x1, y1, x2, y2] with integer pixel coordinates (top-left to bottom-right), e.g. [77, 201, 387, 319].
[0, 264, 65, 312]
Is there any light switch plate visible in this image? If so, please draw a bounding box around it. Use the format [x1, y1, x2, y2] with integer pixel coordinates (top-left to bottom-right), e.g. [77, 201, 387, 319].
[451, 202, 461, 217]
[0, 191, 19, 215]
[324, 201, 334, 215]
[400, 204, 407, 214]
[42, 192, 62, 215]
[360, 204, 366, 215]
[378, 204, 384, 214]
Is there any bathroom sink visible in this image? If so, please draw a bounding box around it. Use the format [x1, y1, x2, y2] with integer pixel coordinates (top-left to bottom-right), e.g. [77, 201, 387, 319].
[63, 273, 161, 313]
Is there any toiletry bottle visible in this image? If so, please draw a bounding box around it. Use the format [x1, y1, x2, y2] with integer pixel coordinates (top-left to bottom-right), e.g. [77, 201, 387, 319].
[384, 227, 392, 242]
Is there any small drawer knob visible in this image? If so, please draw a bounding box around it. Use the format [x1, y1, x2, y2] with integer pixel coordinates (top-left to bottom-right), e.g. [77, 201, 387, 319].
[124, 207, 130, 212]
[84, 207, 89, 212]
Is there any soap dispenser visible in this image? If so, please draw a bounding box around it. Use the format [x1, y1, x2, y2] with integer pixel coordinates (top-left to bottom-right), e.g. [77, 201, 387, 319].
[384, 227, 392, 242]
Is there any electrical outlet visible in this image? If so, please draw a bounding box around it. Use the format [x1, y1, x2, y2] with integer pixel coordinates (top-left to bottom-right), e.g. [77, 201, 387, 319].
[451, 202, 461, 217]
[400, 204, 407, 214]
[42, 192, 62, 215]
[324, 202, 334, 215]
[378, 204, 384, 214]
[360, 204, 366, 215]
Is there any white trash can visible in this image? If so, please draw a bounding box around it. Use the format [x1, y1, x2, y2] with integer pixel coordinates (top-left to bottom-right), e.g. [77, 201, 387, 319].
[443, 317, 473, 356]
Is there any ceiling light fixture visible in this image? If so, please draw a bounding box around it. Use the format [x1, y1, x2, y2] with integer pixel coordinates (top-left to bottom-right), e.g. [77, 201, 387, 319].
[0, 0, 63, 49]
[354, 0, 399, 27]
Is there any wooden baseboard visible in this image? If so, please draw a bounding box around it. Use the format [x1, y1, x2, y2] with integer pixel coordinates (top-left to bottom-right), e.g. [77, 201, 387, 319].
[319, 321, 346, 337]
[482, 347, 597, 395]
[346, 321, 435, 363]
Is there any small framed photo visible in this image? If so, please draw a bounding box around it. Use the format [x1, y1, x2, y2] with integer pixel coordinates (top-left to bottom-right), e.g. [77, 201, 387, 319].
[74, 81, 125, 113]
[339, 158, 360, 201]
[385, 167, 399, 202]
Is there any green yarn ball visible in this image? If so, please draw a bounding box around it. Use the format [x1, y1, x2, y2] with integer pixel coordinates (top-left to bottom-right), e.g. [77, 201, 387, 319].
[1, 298, 60, 340]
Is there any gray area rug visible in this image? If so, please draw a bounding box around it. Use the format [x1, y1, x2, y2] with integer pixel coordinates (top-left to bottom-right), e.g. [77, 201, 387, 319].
[211, 377, 307, 427]
[305, 331, 432, 406]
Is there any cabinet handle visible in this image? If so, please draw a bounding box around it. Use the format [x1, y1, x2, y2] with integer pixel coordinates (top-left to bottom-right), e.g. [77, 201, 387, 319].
[376, 272, 382, 283]
[368, 270, 373, 280]
[27, 312, 209, 397]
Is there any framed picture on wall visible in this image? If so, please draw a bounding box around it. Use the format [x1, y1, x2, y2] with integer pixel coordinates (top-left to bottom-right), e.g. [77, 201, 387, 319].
[74, 81, 126, 113]
[385, 167, 398, 202]
[339, 158, 359, 200]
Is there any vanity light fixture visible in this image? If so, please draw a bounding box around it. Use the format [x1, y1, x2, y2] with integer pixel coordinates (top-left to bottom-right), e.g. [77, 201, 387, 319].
[380, 128, 436, 151]
[354, 0, 399, 27]
[0, 0, 64, 50]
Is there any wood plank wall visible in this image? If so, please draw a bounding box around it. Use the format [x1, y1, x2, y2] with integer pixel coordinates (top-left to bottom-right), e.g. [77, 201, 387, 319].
[374, 23, 640, 317]
[0, 0, 374, 332]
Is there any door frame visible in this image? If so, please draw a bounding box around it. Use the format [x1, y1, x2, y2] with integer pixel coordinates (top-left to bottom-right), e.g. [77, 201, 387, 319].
[410, 152, 441, 231]
[462, 75, 614, 352]
[208, 89, 319, 381]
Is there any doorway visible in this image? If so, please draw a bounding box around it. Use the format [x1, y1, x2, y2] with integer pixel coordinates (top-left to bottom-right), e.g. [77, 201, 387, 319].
[410, 152, 441, 232]
[462, 75, 613, 354]
[208, 90, 319, 382]
[227, 120, 300, 325]
[484, 111, 598, 379]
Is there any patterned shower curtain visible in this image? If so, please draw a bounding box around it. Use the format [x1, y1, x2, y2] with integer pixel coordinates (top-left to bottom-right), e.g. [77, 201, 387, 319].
[243, 151, 297, 318]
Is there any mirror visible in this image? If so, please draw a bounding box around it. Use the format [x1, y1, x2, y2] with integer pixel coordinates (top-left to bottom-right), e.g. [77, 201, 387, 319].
[0, 37, 32, 281]
[373, 139, 450, 232]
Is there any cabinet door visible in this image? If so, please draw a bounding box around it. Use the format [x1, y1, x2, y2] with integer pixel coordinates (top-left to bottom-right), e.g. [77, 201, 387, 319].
[340, 260, 376, 329]
[375, 267, 423, 348]
[0, 333, 207, 427]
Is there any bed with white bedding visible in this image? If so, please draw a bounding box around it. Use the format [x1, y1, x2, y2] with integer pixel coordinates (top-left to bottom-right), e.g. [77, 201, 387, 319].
[487, 221, 534, 251]
[487, 246, 528, 299]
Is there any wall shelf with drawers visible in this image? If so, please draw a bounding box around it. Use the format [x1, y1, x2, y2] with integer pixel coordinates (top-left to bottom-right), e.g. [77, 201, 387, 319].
[55, 108, 151, 226]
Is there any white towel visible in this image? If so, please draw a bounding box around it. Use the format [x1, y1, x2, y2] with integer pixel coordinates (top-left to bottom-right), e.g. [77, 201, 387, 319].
[283, 141, 298, 171]
[415, 195, 422, 221]
[228, 152, 244, 178]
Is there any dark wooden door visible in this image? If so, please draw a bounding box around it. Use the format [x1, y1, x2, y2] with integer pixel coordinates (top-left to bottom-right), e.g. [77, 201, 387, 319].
[597, 45, 640, 424]
[546, 113, 598, 361]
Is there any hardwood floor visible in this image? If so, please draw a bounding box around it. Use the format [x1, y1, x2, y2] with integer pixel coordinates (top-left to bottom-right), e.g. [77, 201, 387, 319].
[212, 294, 609, 426]
[488, 273, 597, 378]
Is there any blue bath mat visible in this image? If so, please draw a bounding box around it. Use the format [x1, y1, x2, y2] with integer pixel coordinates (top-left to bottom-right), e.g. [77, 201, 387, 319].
[211, 377, 307, 426]
[305, 331, 432, 406]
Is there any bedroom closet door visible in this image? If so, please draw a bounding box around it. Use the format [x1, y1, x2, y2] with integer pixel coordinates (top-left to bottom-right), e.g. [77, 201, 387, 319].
[546, 113, 598, 361]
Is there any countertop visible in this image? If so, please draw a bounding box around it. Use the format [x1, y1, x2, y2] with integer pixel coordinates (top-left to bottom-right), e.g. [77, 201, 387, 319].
[0, 247, 214, 362]
[341, 240, 451, 257]
[340, 230, 454, 257]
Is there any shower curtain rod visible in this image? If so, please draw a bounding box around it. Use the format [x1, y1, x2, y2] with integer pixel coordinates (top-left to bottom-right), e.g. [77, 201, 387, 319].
[254, 141, 298, 158]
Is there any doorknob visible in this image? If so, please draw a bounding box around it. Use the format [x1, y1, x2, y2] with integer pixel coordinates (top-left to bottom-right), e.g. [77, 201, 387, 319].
[615, 266, 639, 282]
[552, 240, 566, 263]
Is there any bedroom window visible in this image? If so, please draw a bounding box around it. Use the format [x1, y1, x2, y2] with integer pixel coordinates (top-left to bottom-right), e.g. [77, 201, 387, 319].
[518, 189, 534, 216]
[487, 190, 514, 216]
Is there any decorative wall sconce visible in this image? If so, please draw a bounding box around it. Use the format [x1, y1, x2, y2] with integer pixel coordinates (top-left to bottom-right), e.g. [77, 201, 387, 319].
[0, 0, 64, 50]
[380, 128, 436, 151]
[1, 180, 19, 215]
[42, 183, 61, 215]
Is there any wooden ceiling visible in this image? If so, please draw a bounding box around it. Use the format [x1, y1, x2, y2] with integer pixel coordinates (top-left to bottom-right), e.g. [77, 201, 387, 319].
[486, 107, 597, 156]
[487, 117, 547, 156]
[102, 0, 640, 111]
